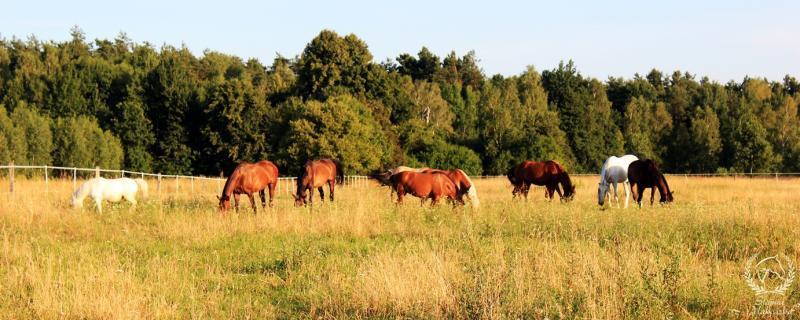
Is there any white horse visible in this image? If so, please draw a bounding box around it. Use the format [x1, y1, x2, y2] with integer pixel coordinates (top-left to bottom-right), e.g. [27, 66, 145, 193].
[598, 155, 639, 208]
[71, 177, 148, 213]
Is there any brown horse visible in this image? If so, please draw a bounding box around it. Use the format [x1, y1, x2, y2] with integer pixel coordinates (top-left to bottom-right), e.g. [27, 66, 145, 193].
[627, 159, 673, 207]
[293, 159, 344, 206]
[420, 168, 479, 207]
[389, 171, 458, 206]
[218, 160, 279, 213]
[507, 160, 575, 202]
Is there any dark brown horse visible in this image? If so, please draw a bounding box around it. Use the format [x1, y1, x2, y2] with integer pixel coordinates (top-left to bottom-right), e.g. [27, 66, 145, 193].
[218, 160, 279, 213]
[293, 159, 344, 206]
[507, 160, 575, 202]
[389, 171, 458, 206]
[627, 159, 673, 207]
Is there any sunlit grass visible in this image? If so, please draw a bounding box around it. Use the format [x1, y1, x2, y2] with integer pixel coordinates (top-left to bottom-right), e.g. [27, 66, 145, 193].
[1, 175, 799, 318]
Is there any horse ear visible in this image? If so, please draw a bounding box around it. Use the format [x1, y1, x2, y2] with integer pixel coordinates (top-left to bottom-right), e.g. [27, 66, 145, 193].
[291, 193, 299, 200]
[216, 195, 221, 201]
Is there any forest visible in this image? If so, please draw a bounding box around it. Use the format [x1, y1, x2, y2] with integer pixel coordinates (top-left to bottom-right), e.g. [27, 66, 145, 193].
[0, 28, 798, 176]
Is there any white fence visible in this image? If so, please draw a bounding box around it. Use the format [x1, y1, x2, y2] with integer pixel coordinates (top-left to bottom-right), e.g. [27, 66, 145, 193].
[0, 163, 371, 196]
[1, 163, 799, 195]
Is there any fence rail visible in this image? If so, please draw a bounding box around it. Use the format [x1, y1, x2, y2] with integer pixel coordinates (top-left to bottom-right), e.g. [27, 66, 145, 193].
[2, 163, 800, 195]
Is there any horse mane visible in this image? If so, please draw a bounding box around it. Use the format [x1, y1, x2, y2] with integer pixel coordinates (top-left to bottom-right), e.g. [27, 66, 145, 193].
[221, 165, 245, 199]
[550, 160, 574, 196]
[72, 178, 101, 206]
[455, 169, 480, 207]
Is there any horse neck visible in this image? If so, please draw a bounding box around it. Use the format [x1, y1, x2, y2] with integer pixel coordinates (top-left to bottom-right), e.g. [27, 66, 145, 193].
[73, 179, 95, 201]
[656, 173, 671, 196]
[296, 167, 311, 195]
[221, 171, 240, 198]
[559, 172, 574, 193]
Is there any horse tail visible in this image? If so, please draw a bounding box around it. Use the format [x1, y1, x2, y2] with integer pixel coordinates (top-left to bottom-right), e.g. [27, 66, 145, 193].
[134, 178, 149, 200]
[457, 169, 479, 208]
[332, 159, 345, 184]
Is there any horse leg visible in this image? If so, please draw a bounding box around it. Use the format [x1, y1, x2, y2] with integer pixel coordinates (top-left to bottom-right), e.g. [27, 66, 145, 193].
[612, 183, 619, 208]
[396, 187, 405, 205]
[329, 180, 335, 202]
[95, 197, 103, 214]
[268, 183, 276, 208]
[649, 188, 655, 207]
[247, 193, 257, 214]
[233, 194, 241, 212]
[555, 184, 564, 202]
[630, 183, 640, 208]
[637, 185, 645, 208]
[259, 190, 267, 209]
[524, 183, 531, 201]
[431, 195, 440, 206]
[318, 187, 325, 202]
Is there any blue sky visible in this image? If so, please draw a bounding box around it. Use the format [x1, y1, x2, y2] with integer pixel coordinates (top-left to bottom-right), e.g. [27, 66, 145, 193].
[2, 0, 798, 82]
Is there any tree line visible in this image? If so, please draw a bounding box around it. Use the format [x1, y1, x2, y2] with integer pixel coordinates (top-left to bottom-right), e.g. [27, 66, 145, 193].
[0, 28, 798, 176]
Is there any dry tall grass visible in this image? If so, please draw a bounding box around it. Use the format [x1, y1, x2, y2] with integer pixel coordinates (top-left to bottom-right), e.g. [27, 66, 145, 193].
[1, 175, 799, 318]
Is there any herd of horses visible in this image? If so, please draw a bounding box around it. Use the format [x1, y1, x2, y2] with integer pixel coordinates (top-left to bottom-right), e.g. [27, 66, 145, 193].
[70, 155, 674, 213]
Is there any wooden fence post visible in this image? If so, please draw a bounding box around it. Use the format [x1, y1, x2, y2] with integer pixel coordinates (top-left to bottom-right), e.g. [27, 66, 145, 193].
[9, 162, 14, 194]
[95, 166, 100, 178]
[73, 168, 77, 190]
[44, 164, 49, 188]
[157, 173, 162, 195]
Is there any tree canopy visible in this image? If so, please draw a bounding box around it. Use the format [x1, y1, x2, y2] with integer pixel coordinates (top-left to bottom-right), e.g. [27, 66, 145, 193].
[0, 28, 797, 175]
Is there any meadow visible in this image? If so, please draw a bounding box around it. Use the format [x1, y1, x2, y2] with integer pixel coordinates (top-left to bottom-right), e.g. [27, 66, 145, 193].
[1, 174, 799, 319]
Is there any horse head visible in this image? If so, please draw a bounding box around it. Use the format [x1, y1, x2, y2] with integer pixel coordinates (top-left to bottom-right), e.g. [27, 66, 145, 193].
[368, 171, 392, 186]
[597, 181, 609, 206]
[292, 192, 307, 207]
[217, 194, 232, 211]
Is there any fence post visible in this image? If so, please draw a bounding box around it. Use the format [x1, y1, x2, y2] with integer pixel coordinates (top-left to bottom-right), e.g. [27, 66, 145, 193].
[9, 162, 14, 194]
[95, 166, 100, 178]
[191, 176, 195, 193]
[157, 173, 162, 195]
[218, 173, 223, 195]
[73, 168, 77, 190]
[44, 164, 49, 188]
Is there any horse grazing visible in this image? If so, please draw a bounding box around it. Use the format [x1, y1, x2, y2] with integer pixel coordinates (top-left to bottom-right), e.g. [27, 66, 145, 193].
[293, 159, 344, 206]
[218, 160, 279, 213]
[597, 155, 639, 208]
[72, 177, 148, 213]
[507, 160, 575, 202]
[627, 159, 673, 207]
[389, 171, 458, 206]
[420, 168, 480, 207]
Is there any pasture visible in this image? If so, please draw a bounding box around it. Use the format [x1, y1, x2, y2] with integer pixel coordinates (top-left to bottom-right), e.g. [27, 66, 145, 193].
[1, 175, 799, 318]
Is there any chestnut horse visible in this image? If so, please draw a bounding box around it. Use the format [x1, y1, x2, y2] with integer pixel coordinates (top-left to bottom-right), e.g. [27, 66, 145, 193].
[389, 171, 458, 206]
[293, 159, 344, 206]
[420, 168, 480, 207]
[218, 160, 279, 213]
[507, 160, 575, 202]
[627, 159, 673, 207]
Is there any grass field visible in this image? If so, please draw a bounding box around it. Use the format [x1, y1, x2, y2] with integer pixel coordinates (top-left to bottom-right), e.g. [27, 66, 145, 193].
[1, 174, 799, 319]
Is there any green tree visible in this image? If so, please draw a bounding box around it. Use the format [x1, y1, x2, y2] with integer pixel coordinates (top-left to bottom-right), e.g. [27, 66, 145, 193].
[110, 97, 154, 172]
[52, 116, 124, 170]
[10, 103, 52, 165]
[297, 30, 373, 100]
[623, 97, 672, 162]
[0, 105, 28, 164]
[201, 78, 274, 173]
[277, 94, 390, 175]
